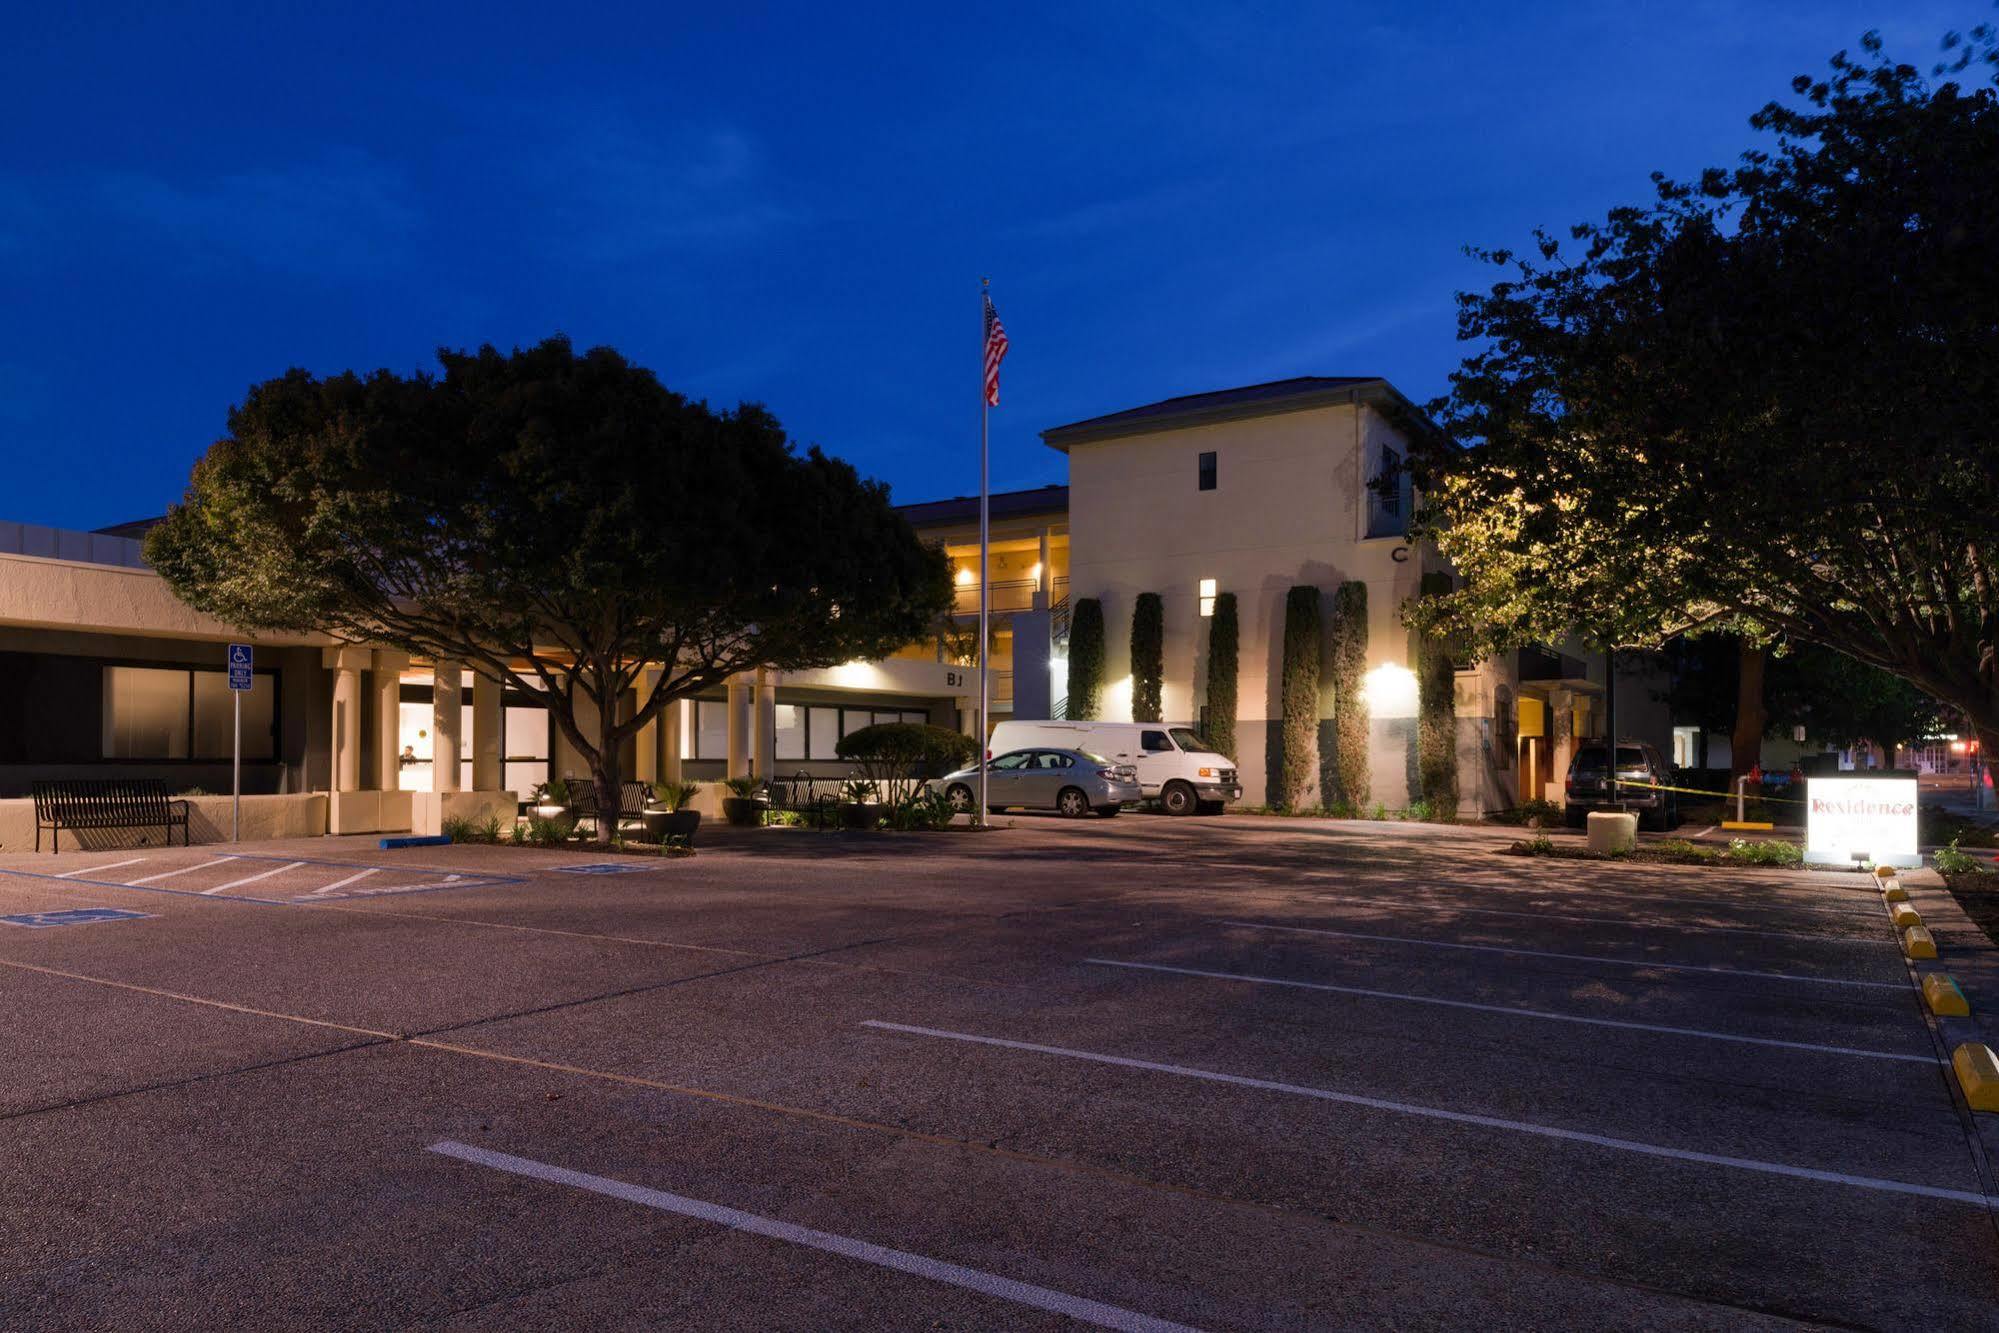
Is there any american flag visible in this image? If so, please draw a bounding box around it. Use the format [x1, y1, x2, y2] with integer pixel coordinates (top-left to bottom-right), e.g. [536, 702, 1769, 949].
[983, 294, 1009, 407]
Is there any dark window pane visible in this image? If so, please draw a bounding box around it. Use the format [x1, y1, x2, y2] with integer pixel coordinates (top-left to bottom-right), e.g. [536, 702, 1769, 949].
[1197, 451, 1217, 491]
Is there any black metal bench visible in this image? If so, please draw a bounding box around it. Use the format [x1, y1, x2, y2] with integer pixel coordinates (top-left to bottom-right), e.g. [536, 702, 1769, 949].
[569, 781, 658, 840]
[31, 778, 190, 853]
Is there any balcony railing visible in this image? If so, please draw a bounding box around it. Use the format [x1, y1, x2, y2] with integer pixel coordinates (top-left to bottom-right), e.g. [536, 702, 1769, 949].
[952, 575, 1068, 616]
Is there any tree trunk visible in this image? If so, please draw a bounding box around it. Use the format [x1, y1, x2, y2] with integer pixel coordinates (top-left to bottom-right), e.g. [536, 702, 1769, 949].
[592, 690, 623, 846]
[1731, 641, 1766, 780]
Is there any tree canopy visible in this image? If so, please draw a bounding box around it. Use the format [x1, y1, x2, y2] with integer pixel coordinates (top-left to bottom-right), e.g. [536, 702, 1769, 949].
[1409, 27, 1999, 749]
[146, 337, 951, 837]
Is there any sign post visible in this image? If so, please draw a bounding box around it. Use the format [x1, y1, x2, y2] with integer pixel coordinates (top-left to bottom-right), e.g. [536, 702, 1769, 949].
[227, 643, 253, 842]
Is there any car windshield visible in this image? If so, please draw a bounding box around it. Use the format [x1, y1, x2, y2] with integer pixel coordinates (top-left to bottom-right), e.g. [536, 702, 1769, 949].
[1573, 746, 1649, 775]
[1168, 728, 1209, 753]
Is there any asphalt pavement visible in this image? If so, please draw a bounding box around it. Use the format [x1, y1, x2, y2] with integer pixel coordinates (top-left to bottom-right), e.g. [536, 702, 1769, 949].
[0, 815, 1992, 1329]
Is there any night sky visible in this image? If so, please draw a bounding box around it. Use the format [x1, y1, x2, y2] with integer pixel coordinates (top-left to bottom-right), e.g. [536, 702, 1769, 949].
[2, 2, 1983, 530]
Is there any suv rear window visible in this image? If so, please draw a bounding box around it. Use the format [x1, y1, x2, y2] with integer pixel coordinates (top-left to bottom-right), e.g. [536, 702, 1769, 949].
[1572, 746, 1650, 774]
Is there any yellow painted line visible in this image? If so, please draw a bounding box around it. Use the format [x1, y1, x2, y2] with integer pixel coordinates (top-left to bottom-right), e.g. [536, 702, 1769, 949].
[1720, 821, 1775, 831]
[1923, 974, 1970, 1018]
[1902, 925, 1938, 959]
[1951, 1043, 1999, 1112]
[1888, 901, 1924, 931]
[1881, 881, 1909, 902]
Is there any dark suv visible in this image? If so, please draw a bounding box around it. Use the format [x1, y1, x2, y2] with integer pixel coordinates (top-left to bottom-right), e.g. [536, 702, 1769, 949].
[1564, 741, 1678, 830]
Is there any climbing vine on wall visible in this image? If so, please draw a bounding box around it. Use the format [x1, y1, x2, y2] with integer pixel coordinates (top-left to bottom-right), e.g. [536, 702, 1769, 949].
[1280, 585, 1323, 809]
[1130, 592, 1164, 723]
[1204, 591, 1238, 760]
[1066, 598, 1105, 720]
[1416, 571, 1460, 818]
[1328, 580, 1369, 810]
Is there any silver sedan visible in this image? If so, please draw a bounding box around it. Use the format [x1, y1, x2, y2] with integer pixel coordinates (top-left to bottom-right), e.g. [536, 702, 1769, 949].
[941, 748, 1142, 818]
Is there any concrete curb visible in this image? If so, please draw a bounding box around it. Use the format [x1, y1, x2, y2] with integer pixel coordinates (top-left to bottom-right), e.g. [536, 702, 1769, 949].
[1891, 866, 1999, 1178]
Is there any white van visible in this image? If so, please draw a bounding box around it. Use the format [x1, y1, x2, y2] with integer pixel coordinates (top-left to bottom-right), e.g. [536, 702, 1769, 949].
[985, 720, 1241, 815]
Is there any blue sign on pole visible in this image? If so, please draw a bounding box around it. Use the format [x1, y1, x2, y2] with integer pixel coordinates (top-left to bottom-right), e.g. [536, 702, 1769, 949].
[228, 642, 253, 691]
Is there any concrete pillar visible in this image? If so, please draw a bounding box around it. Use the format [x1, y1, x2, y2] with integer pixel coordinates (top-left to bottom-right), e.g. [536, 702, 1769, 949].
[658, 697, 684, 782]
[1550, 687, 1575, 808]
[1037, 528, 1053, 607]
[753, 669, 777, 781]
[331, 666, 362, 793]
[726, 677, 751, 778]
[472, 668, 502, 791]
[370, 653, 405, 791]
[433, 662, 462, 793]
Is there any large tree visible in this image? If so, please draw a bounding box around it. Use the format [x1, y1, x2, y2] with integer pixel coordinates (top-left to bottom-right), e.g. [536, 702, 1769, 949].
[1409, 29, 1999, 758]
[146, 337, 951, 840]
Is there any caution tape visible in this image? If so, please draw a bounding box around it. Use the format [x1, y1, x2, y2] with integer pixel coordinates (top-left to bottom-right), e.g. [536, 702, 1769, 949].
[1611, 779, 1807, 806]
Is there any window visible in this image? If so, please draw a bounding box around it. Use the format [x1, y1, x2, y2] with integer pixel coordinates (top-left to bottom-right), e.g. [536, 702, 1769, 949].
[102, 665, 275, 760]
[775, 705, 807, 761]
[1198, 578, 1217, 618]
[1033, 751, 1073, 769]
[1366, 443, 1407, 537]
[1140, 730, 1174, 753]
[808, 707, 840, 760]
[990, 751, 1033, 770]
[695, 700, 729, 759]
[1197, 451, 1216, 491]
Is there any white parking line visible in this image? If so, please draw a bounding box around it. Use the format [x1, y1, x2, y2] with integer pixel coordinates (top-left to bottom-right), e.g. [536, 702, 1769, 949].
[301, 867, 381, 897]
[202, 861, 306, 895]
[1085, 959, 1935, 1064]
[1217, 920, 1907, 990]
[428, 1140, 1199, 1332]
[1322, 898, 1898, 946]
[53, 858, 147, 879]
[126, 857, 238, 885]
[859, 1022, 1991, 1209]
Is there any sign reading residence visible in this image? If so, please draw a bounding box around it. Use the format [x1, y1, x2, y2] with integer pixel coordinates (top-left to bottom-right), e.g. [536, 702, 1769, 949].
[228, 642, 254, 691]
[1804, 775, 1920, 869]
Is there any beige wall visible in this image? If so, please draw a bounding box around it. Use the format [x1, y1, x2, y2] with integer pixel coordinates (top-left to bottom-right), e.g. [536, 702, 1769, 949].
[1064, 396, 1508, 809]
[0, 792, 329, 852]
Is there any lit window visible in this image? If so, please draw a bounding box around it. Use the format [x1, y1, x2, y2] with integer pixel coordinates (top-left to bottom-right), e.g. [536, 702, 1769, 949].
[1198, 578, 1217, 617]
[1198, 451, 1217, 491]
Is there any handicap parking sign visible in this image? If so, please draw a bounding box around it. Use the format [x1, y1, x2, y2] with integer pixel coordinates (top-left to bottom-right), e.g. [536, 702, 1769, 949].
[551, 862, 651, 876]
[1, 908, 155, 929]
[228, 642, 254, 691]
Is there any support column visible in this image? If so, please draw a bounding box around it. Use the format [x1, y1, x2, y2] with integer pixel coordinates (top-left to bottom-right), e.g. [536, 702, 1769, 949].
[1036, 528, 1053, 607]
[1550, 687, 1576, 809]
[433, 662, 462, 793]
[753, 668, 777, 782]
[370, 652, 406, 792]
[726, 677, 751, 778]
[658, 697, 684, 783]
[331, 665, 362, 793]
[323, 645, 378, 834]
[472, 667, 502, 792]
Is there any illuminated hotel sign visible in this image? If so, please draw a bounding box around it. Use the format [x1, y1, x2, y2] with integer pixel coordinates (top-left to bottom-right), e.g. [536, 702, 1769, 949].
[1804, 776, 1920, 869]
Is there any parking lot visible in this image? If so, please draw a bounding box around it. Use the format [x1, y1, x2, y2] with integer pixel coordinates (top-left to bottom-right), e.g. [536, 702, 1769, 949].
[0, 816, 1993, 1329]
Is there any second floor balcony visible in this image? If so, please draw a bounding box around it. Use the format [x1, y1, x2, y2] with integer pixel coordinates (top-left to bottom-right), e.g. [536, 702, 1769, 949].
[952, 574, 1068, 617]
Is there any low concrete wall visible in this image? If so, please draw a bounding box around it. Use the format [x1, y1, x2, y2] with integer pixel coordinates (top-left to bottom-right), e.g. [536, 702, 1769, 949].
[0, 793, 328, 853]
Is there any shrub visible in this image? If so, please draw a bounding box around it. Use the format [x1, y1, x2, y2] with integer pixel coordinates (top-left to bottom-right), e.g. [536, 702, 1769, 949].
[1403, 799, 1435, 822]
[1204, 591, 1238, 760]
[834, 723, 978, 805]
[1935, 839, 1985, 875]
[1129, 592, 1164, 723]
[841, 777, 882, 804]
[884, 788, 955, 830]
[1327, 581, 1369, 809]
[441, 812, 504, 844]
[650, 779, 700, 812]
[1725, 838, 1802, 866]
[524, 814, 573, 847]
[1514, 833, 1557, 855]
[1279, 585, 1322, 810]
[1415, 571, 1458, 820]
[722, 775, 761, 799]
[1067, 598, 1105, 719]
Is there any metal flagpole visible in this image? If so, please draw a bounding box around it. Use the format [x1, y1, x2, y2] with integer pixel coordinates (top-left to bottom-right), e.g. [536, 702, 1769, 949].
[977, 278, 991, 827]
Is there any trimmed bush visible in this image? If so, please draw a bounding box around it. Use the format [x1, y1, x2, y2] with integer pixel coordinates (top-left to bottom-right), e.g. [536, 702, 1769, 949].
[1416, 571, 1459, 819]
[1130, 592, 1164, 723]
[1327, 580, 1369, 809]
[1204, 591, 1239, 760]
[1067, 597, 1105, 719]
[835, 723, 978, 805]
[1280, 585, 1323, 810]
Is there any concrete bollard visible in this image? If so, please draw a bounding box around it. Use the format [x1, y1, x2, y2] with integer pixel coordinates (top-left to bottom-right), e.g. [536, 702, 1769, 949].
[1586, 810, 1638, 855]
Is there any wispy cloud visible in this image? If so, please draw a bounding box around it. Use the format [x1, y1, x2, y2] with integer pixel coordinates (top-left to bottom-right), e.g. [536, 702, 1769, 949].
[95, 151, 417, 273]
[524, 117, 808, 261]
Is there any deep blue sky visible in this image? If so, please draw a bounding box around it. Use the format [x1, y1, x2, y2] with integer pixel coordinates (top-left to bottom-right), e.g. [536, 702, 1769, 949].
[2, 2, 1985, 529]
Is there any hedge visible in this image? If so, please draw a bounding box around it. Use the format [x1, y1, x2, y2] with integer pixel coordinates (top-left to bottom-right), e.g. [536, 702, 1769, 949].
[1066, 597, 1105, 720]
[834, 722, 978, 806]
[1328, 581, 1369, 809]
[1130, 592, 1164, 723]
[1279, 585, 1322, 809]
[1204, 591, 1238, 760]
[1416, 571, 1459, 818]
